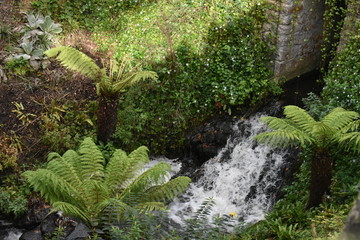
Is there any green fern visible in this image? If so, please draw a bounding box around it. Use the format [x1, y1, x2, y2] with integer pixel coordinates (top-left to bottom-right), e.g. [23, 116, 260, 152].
[254, 105, 360, 208]
[22, 137, 191, 228]
[45, 46, 158, 143]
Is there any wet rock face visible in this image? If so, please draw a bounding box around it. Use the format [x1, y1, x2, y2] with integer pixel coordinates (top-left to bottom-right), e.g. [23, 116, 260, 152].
[14, 201, 90, 240]
[185, 117, 235, 167]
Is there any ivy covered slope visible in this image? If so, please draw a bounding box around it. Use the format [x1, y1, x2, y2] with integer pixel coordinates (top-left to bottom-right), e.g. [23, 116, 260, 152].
[33, 0, 281, 154]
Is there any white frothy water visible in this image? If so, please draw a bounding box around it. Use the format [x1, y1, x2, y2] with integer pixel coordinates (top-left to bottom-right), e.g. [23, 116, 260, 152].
[168, 114, 287, 225]
[4, 229, 22, 240]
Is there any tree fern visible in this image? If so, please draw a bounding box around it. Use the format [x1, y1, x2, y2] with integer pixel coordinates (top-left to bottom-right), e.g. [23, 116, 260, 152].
[255, 105, 360, 208]
[22, 137, 191, 228]
[46, 46, 158, 143]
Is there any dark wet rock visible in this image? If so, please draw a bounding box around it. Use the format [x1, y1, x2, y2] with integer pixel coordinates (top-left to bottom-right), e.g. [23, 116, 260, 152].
[341, 192, 360, 240]
[185, 117, 235, 167]
[20, 226, 42, 240]
[65, 222, 90, 240]
[15, 200, 51, 230]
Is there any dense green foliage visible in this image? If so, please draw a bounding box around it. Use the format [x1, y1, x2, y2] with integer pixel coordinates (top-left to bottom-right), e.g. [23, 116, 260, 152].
[322, 34, 360, 113]
[23, 137, 191, 229]
[32, 0, 281, 153]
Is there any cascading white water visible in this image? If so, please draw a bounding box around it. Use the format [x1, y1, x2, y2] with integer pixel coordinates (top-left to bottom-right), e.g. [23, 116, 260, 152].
[168, 114, 288, 225]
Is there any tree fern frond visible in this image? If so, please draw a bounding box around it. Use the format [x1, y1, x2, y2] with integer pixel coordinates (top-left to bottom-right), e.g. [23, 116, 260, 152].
[45, 46, 101, 80]
[254, 130, 313, 148]
[120, 162, 171, 203]
[143, 176, 191, 203]
[81, 179, 110, 207]
[338, 132, 360, 154]
[47, 152, 62, 162]
[77, 138, 105, 181]
[105, 149, 131, 190]
[283, 105, 316, 134]
[112, 71, 158, 93]
[260, 117, 301, 131]
[52, 201, 90, 224]
[135, 202, 166, 213]
[341, 119, 360, 133]
[46, 155, 83, 193]
[119, 146, 150, 186]
[311, 122, 336, 148]
[22, 169, 83, 205]
[62, 149, 79, 169]
[321, 107, 360, 130]
[97, 198, 132, 223]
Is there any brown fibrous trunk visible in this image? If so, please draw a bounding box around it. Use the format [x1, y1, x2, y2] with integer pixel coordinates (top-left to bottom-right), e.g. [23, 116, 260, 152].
[307, 148, 333, 208]
[96, 94, 119, 143]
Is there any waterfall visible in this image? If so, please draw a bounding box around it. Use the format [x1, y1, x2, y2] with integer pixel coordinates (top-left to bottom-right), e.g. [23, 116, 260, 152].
[168, 114, 288, 225]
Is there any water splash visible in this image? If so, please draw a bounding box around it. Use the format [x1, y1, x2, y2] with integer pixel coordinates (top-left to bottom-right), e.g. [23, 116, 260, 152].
[4, 228, 22, 240]
[169, 114, 287, 225]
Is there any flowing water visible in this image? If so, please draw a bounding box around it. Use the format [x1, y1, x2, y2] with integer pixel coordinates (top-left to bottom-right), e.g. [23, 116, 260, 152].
[168, 114, 288, 225]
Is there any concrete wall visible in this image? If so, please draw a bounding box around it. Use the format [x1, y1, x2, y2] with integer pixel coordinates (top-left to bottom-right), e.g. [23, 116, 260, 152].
[264, 0, 326, 81]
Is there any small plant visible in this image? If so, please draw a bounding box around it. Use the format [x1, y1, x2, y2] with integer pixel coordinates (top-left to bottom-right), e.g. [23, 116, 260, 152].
[6, 12, 62, 70]
[0, 186, 28, 217]
[12, 102, 37, 125]
[0, 133, 23, 171]
[180, 197, 239, 240]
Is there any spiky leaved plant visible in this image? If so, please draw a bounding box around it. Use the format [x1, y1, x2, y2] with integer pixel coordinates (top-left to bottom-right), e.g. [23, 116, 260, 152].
[44, 46, 158, 143]
[254, 105, 360, 208]
[22, 137, 191, 228]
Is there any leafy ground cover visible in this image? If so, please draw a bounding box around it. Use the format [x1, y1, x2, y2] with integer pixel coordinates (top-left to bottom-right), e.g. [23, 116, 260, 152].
[0, 0, 359, 239]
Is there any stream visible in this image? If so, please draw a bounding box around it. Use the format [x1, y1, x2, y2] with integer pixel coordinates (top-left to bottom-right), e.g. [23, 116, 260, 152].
[3, 113, 291, 240]
[168, 113, 289, 225]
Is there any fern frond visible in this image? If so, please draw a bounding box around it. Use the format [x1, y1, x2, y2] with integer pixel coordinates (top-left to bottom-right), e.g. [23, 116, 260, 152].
[52, 201, 90, 224]
[112, 71, 158, 92]
[283, 105, 316, 134]
[62, 149, 79, 169]
[260, 117, 300, 131]
[338, 132, 360, 154]
[193, 197, 216, 222]
[118, 146, 150, 187]
[46, 155, 83, 194]
[321, 107, 360, 130]
[22, 169, 83, 205]
[45, 46, 101, 80]
[81, 179, 110, 207]
[311, 122, 336, 148]
[254, 129, 313, 148]
[105, 149, 131, 190]
[120, 162, 171, 204]
[135, 202, 167, 213]
[97, 198, 132, 223]
[77, 138, 105, 181]
[143, 176, 191, 203]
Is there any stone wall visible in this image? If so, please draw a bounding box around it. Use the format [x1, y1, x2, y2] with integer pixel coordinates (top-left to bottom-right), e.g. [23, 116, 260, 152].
[264, 0, 326, 81]
[337, 0, 360, 52]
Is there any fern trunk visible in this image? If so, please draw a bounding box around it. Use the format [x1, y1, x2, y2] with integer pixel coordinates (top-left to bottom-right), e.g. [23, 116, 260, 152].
[97, 94, 119, 143]
[307, 148, 332, 208]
